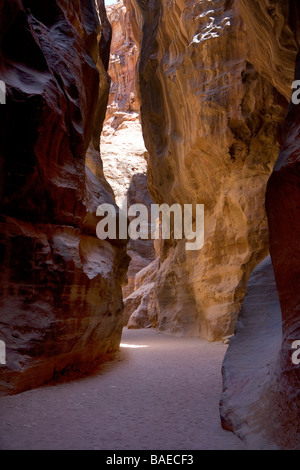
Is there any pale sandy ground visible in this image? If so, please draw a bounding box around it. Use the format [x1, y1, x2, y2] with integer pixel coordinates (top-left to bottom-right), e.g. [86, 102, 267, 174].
[0, 328, 246, 450]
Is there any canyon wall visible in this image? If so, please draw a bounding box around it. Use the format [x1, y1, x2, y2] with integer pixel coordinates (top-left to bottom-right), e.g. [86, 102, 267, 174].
[128, 0, 291, 340]
[0, 0, 129, 395]
[0, 0, 299, 448]
[101, 0, 156, 315]
[127, 0, 300, 446]
[264, 51, 300, 448]
[105, 0, 139, 118]
[220, 1, 300, 449]
[221, 73, 300, 445]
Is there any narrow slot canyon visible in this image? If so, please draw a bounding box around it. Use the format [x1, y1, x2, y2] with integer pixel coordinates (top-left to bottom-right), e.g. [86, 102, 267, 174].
[0, 0, 300, 452]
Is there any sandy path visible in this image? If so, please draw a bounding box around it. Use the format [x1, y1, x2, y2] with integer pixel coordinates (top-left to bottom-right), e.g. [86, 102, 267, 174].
[0, 328, 246, 450]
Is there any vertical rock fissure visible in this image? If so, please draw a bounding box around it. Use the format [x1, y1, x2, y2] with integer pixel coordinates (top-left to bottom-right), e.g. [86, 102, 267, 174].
[101, 0, 158, 330]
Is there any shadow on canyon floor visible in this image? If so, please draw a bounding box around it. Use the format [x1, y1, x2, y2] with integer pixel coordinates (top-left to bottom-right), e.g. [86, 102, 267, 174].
[0, 328, 246, 450]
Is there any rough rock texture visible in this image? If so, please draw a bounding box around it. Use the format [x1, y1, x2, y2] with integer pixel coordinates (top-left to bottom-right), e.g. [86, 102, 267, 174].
[101, 0, 156, 305]
[220, 256, 282, 449]
[236, 0, 299, 100]
[221, 1, 300, 449]
[0, 0, 129, 395]
[129, 0, 289, 340]
[264, 52, 300, 449]
[101, 120, 156, 300]
[106, 0, 139, 118]
[125, 257, 159, 328]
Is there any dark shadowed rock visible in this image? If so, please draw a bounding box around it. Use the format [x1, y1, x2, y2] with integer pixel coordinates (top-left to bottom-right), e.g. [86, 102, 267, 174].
[220, 256, 282, 449]
[264, 48, 300, 450]
[0, 0, 129, 395]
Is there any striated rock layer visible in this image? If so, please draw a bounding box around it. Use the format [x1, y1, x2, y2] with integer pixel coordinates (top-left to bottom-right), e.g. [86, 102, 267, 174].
[106, 0, 139, 118]
[221, 1, 300, 449]
[0, 0, 129, 395]
[129, 0, 289, 340]
[101, 0, 155, 307]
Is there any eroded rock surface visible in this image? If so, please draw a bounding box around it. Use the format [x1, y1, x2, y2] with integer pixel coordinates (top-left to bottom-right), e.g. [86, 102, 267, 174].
[129, 0, 289, 340]
[220, 256, 282, 449]
[125, 258, 159, 328]
[263, 52, 300, 450]
[221, 1, 300, 449]
[106, 0, 139, 118]
[0, 0, 129, 395]
[101, 0, 155, 305]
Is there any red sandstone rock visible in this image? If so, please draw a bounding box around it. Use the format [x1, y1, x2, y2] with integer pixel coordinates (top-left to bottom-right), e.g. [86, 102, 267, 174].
[264, 49, 300, 450]
[221, 3, 300, 449]
[106, 0, 139, 117]
[0, 0, 129, 395]
[101, 0, 156, 308]
[128, 0, 288, 340]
